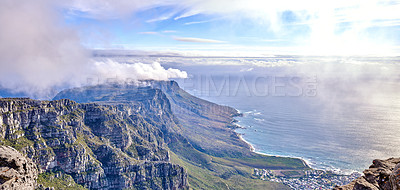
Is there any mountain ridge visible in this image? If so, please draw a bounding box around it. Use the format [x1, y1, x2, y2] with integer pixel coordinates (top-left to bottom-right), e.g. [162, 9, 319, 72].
[1, 80, 307, 189]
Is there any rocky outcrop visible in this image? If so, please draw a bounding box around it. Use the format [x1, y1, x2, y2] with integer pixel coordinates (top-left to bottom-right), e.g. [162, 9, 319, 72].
[334, 158, 400, 190]
[0, 98, 188, 189]
[0, 146, 38, 190]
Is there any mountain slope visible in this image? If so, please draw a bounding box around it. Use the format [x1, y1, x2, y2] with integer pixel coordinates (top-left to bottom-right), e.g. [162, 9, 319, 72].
[53, 81, 308, 189]
[0, 98, 188, 189]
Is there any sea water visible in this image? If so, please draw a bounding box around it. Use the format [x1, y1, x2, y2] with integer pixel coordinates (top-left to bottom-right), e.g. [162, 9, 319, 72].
[172, 57, 400, 173]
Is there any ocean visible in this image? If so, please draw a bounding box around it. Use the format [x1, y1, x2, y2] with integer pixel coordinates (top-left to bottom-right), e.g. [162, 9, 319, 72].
[172, 56, 400, 173]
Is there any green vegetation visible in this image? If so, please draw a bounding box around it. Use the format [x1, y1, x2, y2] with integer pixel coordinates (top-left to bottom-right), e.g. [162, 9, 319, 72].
[169, 151, 290, 190]
[222, 153, 307, 170]
[58, 109, 84, 122]
[168, 137, 293, 189]
[37, 172, 87, 190]
[0, 136, 34, 151]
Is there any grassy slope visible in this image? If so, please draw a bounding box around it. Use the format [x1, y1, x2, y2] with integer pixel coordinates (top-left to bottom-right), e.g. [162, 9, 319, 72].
[37, 172, 87, 190]
[169, 149, 290, 190]
[168, 136, 297, 190]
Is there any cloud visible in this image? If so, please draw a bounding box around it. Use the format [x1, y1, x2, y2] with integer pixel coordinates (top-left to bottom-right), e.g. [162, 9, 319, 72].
[0, 0, 188, 99]
[184, 20, 214, 25]
[66, 0, 400, 25]
[64, 0, 158, 19]
[146, 11, 179, 23]
[173, 37, 226, 43]
[0, 0, 90, 98]
[162, 30, 177, 33]
[138, 31, 159, 35]
[240, 68, 254, 72]
[173, 9, 200, 20]
[1, 0, 398, 97]
[90, 60, 188, 82]
[66, 0, 400, 55]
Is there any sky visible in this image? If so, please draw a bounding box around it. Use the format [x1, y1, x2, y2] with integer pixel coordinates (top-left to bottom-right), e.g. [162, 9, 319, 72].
[0, 0, 400, 98]
[63, 0, 400, 56]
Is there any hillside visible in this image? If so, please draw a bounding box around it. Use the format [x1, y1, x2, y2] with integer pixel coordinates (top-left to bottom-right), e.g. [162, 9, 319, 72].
[0, 98, 187, 189]
[53, 81, 308, 189]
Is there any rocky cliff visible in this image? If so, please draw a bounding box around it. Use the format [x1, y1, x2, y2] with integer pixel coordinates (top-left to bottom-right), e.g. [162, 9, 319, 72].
[0, 98, 188, 189]
[0, 146, 37, 190]
[335, 158, 400, 190]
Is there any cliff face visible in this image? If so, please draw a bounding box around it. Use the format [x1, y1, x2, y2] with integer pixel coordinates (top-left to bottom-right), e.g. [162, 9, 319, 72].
[0, 98, 188, 189]
[335, 158, 400, 190]
[53, 85, 183, 137]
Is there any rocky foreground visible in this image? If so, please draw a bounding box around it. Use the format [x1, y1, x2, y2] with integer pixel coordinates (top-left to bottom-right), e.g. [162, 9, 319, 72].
[0, 146, 37, 190]
[335, 158, 400, 190]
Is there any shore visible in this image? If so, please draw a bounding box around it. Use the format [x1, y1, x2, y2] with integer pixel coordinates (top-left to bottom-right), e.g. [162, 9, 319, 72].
[236, 130, 312, 168]
[232, 112, 311, 169]
[231, 114, 364, 189]
[232, 111, 363, 176]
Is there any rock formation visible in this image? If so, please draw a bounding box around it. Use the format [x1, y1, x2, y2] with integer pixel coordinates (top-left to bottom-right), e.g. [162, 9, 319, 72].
[0, 98, 188, 189]
[335, 158, 400, 190]
[0, 145, 38, 190]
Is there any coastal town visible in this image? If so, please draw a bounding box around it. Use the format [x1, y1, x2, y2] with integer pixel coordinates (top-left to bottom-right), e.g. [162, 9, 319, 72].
[253, 168, 361, 189]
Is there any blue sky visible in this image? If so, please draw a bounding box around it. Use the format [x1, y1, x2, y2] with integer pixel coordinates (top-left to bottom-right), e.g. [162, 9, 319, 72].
[0, 0, 399, 96]
[54, 0, 400, 55]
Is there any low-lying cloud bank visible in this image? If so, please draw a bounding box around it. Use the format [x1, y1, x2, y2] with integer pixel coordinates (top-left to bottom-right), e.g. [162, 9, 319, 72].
[0, 0, 187, 99]
[90, 60, 188, 83]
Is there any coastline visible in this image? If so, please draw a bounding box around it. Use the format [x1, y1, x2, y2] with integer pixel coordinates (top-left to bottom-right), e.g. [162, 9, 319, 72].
[231, 108, 311, 169]
[235, 128, 311, 169]
[231, 110, 364, 189]
[231, 110, 362, 175]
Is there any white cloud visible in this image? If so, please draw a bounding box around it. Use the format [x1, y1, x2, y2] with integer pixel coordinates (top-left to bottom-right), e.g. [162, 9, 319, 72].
[173, 37, 226, 43]
[64, 0, 158, 19]
[138, 31, 159, 35]
[184, 19, 219, 25]
[162, 30, 177, 33]
[66, 0, 400, 55]
[90, 60, 188, 82]
[240, 68, 254, 72]
[0, 0, 90, 98]
[0, 0, 188, 98]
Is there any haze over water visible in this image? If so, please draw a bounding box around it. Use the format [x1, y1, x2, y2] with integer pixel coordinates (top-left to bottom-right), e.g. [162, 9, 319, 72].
[174, 56, 400, 173]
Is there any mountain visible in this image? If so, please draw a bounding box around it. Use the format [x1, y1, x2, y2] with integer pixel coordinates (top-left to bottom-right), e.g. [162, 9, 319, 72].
[53, 81, 252, 157]
[53, 81, 307, 189]
[1, 80, 307, 189]
[0, 98, 188, 189]
[335, 158, 400, 190]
